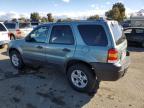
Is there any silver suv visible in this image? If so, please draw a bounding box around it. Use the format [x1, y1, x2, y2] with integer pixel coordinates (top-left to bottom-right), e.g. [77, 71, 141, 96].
[8, 19, 130, 93]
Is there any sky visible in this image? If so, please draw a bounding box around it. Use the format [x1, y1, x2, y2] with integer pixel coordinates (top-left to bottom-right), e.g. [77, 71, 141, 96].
[0, 0, 144, 20]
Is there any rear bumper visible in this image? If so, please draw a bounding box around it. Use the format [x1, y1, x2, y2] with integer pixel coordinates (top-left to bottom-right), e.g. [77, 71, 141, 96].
[90, 56, 130, 81]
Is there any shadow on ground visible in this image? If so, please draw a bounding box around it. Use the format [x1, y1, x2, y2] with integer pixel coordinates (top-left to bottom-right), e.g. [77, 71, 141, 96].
[0, 59, 96, 108]
[127, 43, 144, 52]
[128, 46, 144, 52]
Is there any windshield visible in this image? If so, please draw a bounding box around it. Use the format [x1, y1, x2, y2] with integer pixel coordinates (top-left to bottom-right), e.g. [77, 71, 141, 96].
[0, 23, 7, 31]
[109, 21, 125, 45]
[19, 23, 31, 28]
[4, 23, 16, 29]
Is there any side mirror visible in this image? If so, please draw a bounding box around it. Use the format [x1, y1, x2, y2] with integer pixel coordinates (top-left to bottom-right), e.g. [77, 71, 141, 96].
[25, 35, 31, 42]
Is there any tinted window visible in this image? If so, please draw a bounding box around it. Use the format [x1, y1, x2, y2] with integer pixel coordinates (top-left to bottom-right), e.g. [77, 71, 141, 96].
[29, 26, 49, 43]
[49, 25, 74, 45]
[0, 23, 6, 31]
[19, 23, 31, 28]
[78, 25, 108, 46]
[4, 23, 16, 29]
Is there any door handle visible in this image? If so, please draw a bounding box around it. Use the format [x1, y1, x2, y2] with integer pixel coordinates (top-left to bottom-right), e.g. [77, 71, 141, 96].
[36, 46, 43, 49]
[62, 48, 71, 52]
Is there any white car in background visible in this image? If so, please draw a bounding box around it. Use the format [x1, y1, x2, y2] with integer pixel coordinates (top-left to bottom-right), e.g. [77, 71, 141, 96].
[4, 21, 33, 40]
[0, 22, 10, 48]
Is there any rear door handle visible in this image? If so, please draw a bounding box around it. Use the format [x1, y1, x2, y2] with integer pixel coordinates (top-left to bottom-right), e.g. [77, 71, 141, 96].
[36, 46, 43, 49]
[62, 48, 71, 52]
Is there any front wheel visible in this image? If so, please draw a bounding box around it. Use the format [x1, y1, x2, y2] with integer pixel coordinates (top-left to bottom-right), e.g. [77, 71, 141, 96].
[10, 50, 24, 69]
[0, 45, 5, 49]
[67, 64, 99, 93]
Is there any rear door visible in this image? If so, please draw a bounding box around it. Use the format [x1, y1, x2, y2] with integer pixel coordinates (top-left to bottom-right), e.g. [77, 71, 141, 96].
[22, 26, 49, 64]
[0, 23, 9, 42]
[45, 25, 76, 67]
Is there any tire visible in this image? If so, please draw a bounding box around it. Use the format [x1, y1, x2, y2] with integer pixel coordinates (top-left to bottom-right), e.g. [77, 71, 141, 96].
[10, 50, 24, 69]
[10, 35, 15, 40]
[67, 64, 99, 93]
[0, 45, 5, 49]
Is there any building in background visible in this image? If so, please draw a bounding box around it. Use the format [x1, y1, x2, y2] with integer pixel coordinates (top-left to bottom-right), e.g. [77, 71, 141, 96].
[130, 9, 144, 27]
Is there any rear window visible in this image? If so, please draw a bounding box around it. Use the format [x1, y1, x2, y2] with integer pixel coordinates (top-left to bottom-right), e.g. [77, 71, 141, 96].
[109, 22, 126, 45]
[19, 23, 31, 28]
[0, 23, 6, 31]
[78, 25, 108, 46]
[4, 23, 16, 29]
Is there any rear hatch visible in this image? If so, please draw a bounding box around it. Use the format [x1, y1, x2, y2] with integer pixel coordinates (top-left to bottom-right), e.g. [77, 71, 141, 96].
[108, 21, 127, 63]
[0, 23, 9, 42]
[19, 23, 33, 37]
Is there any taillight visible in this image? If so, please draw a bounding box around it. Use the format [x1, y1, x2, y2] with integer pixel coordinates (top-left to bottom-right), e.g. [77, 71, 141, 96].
[16, 29, 21, 35]
[107, 49, 118, 63]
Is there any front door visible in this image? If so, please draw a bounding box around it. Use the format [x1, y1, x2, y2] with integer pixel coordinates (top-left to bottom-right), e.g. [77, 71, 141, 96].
[22, 26, 49, 64]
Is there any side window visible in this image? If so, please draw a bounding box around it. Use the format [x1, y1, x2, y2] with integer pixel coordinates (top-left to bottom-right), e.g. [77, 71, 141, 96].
[78, 25, 108, 46]
[49, 25, 74, 45]
[0, 23, 6, 31]
[135, 29, 144, 34]
[29, 26, 49, 43]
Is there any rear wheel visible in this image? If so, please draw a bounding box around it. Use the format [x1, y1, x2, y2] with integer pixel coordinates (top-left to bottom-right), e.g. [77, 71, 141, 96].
[10, 50, 24, 69]
[67, 64, 99, 93]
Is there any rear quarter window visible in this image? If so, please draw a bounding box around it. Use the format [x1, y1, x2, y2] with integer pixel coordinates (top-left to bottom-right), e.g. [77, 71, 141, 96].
[0, 23, 7, 31]
[78, 25, 108, 46]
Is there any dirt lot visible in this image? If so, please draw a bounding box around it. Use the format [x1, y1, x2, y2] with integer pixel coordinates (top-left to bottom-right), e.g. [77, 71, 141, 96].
[0, 46, 144, 108]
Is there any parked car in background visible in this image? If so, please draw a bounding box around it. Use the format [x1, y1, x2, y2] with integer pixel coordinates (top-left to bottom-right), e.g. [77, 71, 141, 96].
[8, 19, 130, 93]
[0, 22, 10, 48]
[120, 20, 131, 28]
[124, 27, 144, 47]
[31, 22, 39, 28]
[4, 21, 33, 40]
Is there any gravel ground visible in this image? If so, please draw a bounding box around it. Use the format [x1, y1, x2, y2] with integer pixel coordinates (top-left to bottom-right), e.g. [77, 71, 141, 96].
[0, 46, 144, 108]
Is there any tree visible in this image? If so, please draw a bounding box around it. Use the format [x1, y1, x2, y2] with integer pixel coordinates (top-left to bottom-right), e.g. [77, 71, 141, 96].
[30, 12, 40, 22]
[11, 18, 17, 22]
[41, 17, 48, 23]
[87, 15, 100, 20]
[57, 19, 62, 22]
[63, 18, 73, 22]
[105, 2, 126, 22]
[112, 7, 121, 21]
[18, 17, 26, 22]
[47, 13, 54, 22]
[105, 10, 113, 19]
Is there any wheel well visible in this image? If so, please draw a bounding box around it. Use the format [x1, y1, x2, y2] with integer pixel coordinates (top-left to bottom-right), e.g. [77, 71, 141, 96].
[9, 48, 20, 55]
[66, 60, 96, 76]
